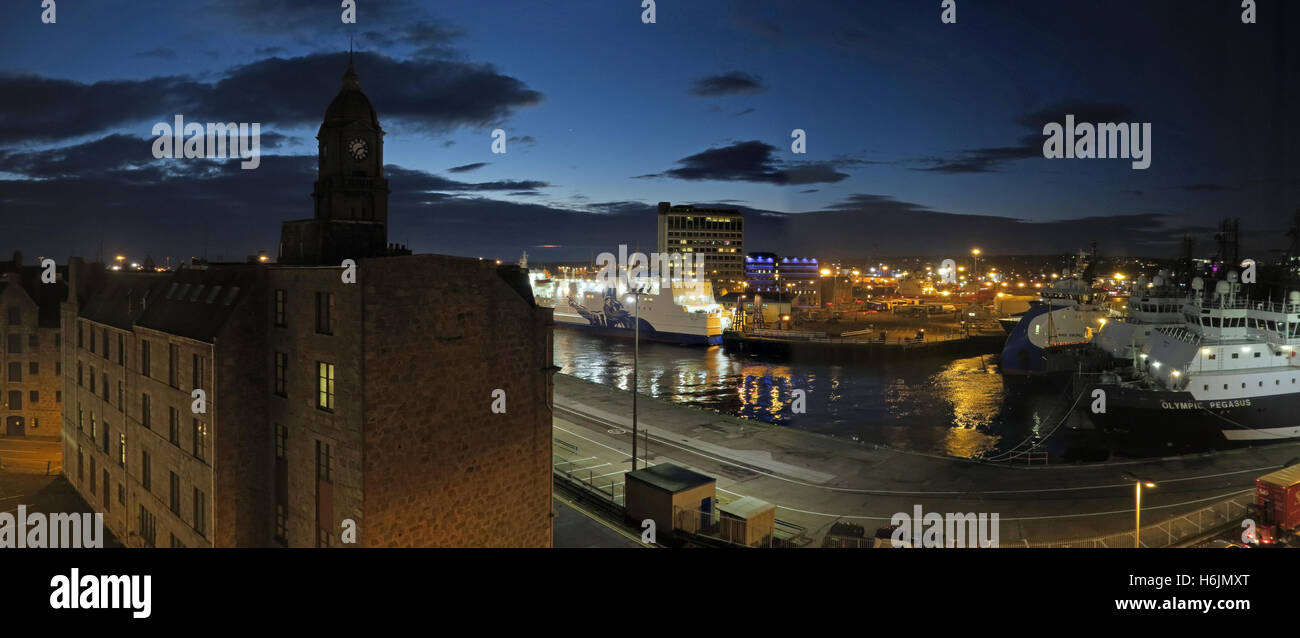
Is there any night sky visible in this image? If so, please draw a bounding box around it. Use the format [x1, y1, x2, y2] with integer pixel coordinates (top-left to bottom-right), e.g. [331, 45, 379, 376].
[1, 0, 1296, 265]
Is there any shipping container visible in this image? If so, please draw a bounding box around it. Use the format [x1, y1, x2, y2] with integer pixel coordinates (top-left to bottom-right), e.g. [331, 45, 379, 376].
[1255, 465, 1300, 533]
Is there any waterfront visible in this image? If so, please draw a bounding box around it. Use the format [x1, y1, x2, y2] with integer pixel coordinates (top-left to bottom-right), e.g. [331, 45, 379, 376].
[553, 328, 1105, 460]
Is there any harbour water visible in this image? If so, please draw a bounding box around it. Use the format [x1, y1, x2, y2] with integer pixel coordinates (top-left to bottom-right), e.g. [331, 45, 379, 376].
[554, 329, 1108, 460]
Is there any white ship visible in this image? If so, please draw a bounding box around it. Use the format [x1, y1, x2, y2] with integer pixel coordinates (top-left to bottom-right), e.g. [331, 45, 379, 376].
[529, 272, 728, 345]
[1092, 271, 1189, 362]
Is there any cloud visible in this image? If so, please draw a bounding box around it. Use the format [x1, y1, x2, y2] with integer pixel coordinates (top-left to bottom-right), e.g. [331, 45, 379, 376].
[689, 72, 766, 97]
[0, 52, 543, 145]
[135, 48, 177, 59]
[447, 162, 488, 173]
[640, 140, 851, 185]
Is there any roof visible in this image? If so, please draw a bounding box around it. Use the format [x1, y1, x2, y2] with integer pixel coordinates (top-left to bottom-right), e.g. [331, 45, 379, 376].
[133, 265, 261, 343]
[1258, 464, 1300, 488]
[0, 267, 69, 328]
[78, 272, 170, 331]
[718, 496, 775, 519]
[626, 463, 715, 493]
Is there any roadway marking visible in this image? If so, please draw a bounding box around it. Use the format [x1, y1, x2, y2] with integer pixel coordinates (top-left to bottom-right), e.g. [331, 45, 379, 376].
[566, 463, 610, 473]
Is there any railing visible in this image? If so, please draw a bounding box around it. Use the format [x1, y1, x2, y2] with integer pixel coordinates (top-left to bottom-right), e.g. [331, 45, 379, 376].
[1019, 491, 1254, 548]
[0, 457, 60, 475]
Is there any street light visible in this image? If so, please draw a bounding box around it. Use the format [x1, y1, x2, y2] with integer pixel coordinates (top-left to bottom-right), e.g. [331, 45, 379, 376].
[970, 248, 981, 290]
[1122, 472, 1157, 547]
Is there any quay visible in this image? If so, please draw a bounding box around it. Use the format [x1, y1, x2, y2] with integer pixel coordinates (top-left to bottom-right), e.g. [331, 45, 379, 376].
[552, 374, 1298, 547]
[720, 330, 1004, 362]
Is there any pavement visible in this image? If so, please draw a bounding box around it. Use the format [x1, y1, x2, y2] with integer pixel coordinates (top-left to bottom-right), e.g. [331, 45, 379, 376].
[0, 436, 61, 475]
[552, 497, 646, 548]
[552, 374, 1300, 546]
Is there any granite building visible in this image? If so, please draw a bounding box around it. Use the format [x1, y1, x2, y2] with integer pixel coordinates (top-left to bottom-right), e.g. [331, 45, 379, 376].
[1, 253, 67, 439]
[61, 59, 556, 548]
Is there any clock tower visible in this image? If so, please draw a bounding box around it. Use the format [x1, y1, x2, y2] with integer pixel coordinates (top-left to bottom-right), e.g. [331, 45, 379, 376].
[279, 56, 395, 265]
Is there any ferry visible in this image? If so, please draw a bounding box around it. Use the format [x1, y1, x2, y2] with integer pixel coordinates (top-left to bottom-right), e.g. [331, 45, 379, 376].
[1085, 273, 1300, 450]
[529, 272, 728, 345]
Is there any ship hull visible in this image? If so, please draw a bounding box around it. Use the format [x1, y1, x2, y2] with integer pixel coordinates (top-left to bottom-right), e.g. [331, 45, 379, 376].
[1084, 382, 1300, 452]
[1000, 302, 1110, 378]
[552, 318, 721, 345]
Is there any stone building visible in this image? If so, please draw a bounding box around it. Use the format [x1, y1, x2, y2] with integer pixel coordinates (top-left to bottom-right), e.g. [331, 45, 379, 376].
[0, 253, 67, 440]
[60, 58, 555, 548]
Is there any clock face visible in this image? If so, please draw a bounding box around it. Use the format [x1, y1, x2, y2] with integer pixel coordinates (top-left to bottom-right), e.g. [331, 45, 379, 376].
[348, 138, 368, 160]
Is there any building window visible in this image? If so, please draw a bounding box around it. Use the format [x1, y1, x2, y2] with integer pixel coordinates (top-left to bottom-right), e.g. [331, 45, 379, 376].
[169, 472, 181, 515]
[7, 391, 20, 411]
[90, 456, 96, 492]
[274, 289, 287, 327]
[89, 329, 95, 354]
[275, 503, 288, 545]
[117, 380, 124, 411]
[77, 451, 84, 483]
[6, 306, 18, 325]
[193, 418, 207, 462]
[28, 334, 37, 348]
[118, 483, 125, 505]
[118, 334, 124, 366]
[141, 340, 151, 377]
[77, 324, 83, 348]
[193, 488, 206, 538]
[8, 362, 21, 382]
[275, 423, 287, 460]
[102, 470, 110, 511]
[77, 362, 82, 386]
[141, 394, 151, 429]
[101, 328, 109, 358]
[88, 366, 94, 393]
[168, 344, 178, 387]
[102, 373, 109, 401]
[139, 506, 156, 547]
[317, 362, 335, 411]
[192, 354, 203, 391]
[29, 390, 38, 404]
[316, 440, 332, 483]
[315, 292, 333, 334]
[102, 422, 110, 454]
[168, 407, 179, 446]
[274, 352, 288, 397]
[119, 433, 126, 467]
[142, 450, 151, 491]
[170, 534, 185, 549]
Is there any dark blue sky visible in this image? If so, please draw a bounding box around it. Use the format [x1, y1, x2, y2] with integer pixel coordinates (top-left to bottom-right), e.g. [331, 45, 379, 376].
[1, 0, 1296, 264]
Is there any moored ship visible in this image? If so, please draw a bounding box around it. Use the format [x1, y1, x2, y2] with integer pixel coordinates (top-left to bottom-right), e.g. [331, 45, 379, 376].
[1085, 274, 1300, 451]
[530, 272, 728, 345]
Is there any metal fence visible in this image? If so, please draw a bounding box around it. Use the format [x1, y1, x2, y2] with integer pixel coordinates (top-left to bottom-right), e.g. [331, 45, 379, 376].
[1019, 491, 1254, 548]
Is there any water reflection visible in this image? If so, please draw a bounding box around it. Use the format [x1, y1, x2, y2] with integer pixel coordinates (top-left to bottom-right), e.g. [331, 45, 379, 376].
[554, 329, 1077, 459]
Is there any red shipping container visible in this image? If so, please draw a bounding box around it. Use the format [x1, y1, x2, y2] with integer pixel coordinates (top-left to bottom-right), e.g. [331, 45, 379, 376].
[1255, 465, 1300, 532]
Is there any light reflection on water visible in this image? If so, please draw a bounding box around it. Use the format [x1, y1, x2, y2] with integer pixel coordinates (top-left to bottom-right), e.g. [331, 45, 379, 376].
[554, 329, 1081, 459]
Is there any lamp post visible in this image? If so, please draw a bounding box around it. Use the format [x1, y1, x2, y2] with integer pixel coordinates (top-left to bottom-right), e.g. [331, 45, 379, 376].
[630, 290, 640, 470]
[971, 248, 981, 292]
[1122, 472, 1157, 547]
